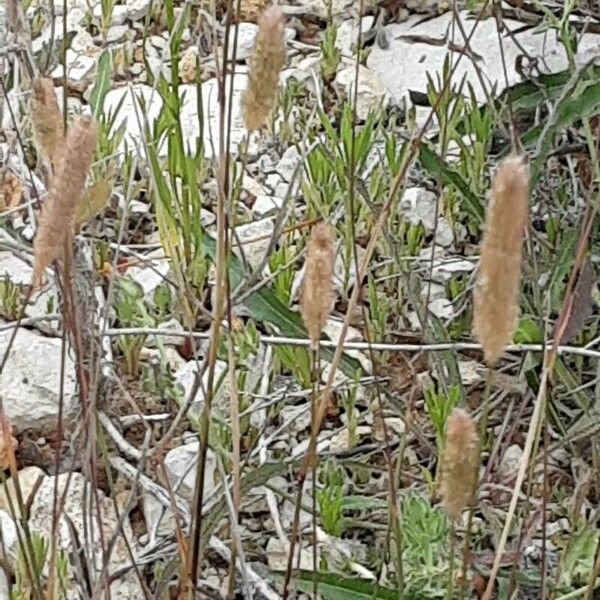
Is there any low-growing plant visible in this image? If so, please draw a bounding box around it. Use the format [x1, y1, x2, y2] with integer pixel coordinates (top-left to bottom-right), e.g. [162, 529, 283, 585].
[365, 273, 391, 339]
[141, 355, 182, 408]
[317, 459, 345, 537]
[268, 245, 296, 305]
[273, 345, 312, 389]
[424, 384, 461, 488]
[426, 58, 467, 160]
[402, 493, 449, 566]
[114, 277, 152, 377]
[11, 533, 68, 600]
[557, 519, 600, 588]
[340, 370, 361, 448]
[0, 275, 25, 321]
[277, 79, 308, 145]
[399, 493, 450, 597]
[98, 0, 117, 34]
[320, 25, 340, 85]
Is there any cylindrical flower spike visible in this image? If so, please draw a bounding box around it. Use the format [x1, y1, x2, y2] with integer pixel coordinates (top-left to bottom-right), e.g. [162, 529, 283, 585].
[301, 222, 335, 349]
[30, 77, 63, 172]
[441, 408, 479, 520]
[241, 7, 286, 131]
[33, 116, 97, 286]
[473, 155, 529, 366]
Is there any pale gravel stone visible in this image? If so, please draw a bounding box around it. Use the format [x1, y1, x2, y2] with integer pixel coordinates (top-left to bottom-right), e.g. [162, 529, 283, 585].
[0, 466, 45, 519]
[334, 64, 388, 120]
[252, 194, 284, 216]
[173, 359, 228, 416]
[51, 49, 97, 92]
[164, 441, 217, 502]
[0, 327, 78, 432]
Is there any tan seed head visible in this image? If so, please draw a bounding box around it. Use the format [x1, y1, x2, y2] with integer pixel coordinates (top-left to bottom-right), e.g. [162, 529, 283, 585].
[30, 78, 63, 173]
[440, 407, 479, 520]
[301, 222, 335, 348]
[33, 116, 97, 286]
[473, 155, 529, 366]
[241, 7, 286, 131]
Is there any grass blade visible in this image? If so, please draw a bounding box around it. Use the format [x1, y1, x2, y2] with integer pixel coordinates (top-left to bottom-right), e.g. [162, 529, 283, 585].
[418, 143, 483, 223]
[89, 50, 111, 120]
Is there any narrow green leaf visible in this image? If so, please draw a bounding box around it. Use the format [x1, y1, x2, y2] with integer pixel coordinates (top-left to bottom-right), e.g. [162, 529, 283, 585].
[505, 68, 574, 111]
[89, 50, 111, 120]
[455, 65, 600, 152]
[418, 143, 483, 223]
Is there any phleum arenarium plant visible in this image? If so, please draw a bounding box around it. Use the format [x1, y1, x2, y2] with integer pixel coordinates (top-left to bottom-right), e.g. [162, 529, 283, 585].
[242, 6, 286, 131]
[473, 155, 529, 366]
[33, 116, 98, 286]
[440, 407, 479, 520]
[300, 221, 335, 348]
[29, 77, 63, 174]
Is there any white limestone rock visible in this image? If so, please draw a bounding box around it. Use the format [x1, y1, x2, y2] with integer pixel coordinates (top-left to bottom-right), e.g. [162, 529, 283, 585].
[0, 327, 78, 433]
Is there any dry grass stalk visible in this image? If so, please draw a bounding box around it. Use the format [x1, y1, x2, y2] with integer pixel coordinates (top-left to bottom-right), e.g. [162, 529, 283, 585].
[301, 222, 334, 348]
[30, 78, 63, 171]
[241, 6, 286, 131]
[473, 155, 529, 366]
[441, 408, 479, 520]
[33, 116, 97, 286]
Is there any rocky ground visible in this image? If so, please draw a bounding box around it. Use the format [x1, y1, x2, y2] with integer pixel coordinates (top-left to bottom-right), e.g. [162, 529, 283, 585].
[1, 0, 600, 598]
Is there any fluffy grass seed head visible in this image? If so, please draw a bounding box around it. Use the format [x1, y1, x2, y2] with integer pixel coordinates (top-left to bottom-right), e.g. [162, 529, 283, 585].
[301, 222, 335, 349]
[441, 408, 479, 521]
[473, 155, 529, 366]
[33, 116, 97, 286]
[241, 6, 286, 131]
[30, 77, 63, 172]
